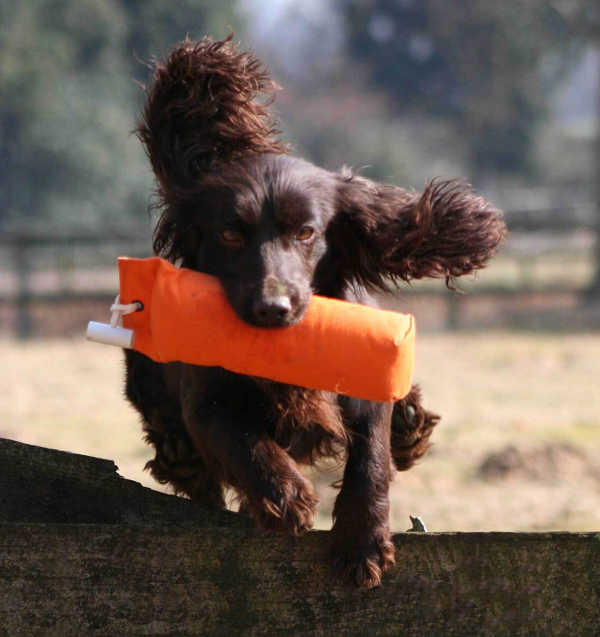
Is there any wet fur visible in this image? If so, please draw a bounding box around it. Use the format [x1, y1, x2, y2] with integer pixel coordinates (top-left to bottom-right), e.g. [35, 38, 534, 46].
[125, 35, 505, 588]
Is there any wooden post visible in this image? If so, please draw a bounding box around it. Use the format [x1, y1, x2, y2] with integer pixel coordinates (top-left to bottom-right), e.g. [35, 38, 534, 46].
[14, 236, 33, 339]
[588, 52, 600, 298]
[446, 289, 460, 330]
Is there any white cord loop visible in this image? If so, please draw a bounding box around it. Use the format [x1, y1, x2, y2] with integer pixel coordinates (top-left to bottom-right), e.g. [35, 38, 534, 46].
[109, 295, 142, 328]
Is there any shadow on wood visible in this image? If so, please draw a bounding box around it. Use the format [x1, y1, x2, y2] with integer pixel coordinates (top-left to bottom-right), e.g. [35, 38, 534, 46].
[1, 437, 599, 636]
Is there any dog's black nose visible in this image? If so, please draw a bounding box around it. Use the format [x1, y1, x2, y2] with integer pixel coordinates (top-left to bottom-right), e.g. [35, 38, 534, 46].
[253, 296, 292, 326]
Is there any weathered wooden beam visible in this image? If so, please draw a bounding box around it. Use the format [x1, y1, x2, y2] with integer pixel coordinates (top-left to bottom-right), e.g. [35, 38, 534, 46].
[1, 437, 599, 636]
[0, 437, 245, 528]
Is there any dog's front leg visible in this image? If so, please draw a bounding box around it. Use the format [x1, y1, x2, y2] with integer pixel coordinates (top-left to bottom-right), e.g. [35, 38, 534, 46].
[180, 369, 317, 535]
[332, 398, 396, 588]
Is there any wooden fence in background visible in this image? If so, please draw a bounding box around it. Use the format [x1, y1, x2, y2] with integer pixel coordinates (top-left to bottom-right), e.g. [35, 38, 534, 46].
[0, 210, 597, 337]
[0, 230, 150, 338]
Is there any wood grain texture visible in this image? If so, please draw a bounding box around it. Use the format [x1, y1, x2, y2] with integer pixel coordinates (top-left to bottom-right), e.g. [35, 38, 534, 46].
[1, 437, 599, 636]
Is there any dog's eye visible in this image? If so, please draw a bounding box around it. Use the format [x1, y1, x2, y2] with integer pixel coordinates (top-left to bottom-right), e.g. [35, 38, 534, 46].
[295, 226, 315, 242]
[220, 229, 244, 247]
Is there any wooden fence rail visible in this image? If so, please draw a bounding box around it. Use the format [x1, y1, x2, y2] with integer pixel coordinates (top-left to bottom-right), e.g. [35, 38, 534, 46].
[1, 437, 599, 636]
[0, 212, 597, 336]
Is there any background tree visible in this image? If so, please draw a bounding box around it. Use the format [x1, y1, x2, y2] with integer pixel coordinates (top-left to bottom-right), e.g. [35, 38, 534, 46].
[563, 1, 600, 296]
[341, 0, 577, 177]
[0, 0, 242, 231]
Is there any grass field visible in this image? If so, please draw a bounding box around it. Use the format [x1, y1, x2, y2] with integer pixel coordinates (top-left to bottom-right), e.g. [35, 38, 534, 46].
[2, 331, 599, 532]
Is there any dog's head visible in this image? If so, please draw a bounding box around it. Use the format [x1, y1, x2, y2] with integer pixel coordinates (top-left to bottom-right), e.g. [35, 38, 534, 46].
[170, 155, 338, 327]
[138, 37, 506, 328]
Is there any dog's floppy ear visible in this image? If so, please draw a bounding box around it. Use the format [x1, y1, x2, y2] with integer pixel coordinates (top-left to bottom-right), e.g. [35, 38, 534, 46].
[329, 170, 506, 290]
[136, 34, 288, 195]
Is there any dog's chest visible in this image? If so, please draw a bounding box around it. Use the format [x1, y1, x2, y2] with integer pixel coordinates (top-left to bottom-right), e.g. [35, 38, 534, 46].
[254, 380, 346, 463]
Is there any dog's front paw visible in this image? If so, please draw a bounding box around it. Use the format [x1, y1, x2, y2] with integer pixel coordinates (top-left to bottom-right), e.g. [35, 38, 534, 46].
[331, 530, 396, 589]
[391, 387, 440, 472]
[145, 429, 201, 486]
[144, 429, 225, 507]
[245, 471, 318, 536]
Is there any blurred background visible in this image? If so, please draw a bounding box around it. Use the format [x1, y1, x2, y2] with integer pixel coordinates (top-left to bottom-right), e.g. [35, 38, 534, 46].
[1, 0, 599, 532]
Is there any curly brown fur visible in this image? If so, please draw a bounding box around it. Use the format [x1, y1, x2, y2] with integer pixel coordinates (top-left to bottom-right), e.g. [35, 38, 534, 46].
[330, 399, 397, 589]
[329, 170, 506, 291]
[391, 386, 441, 471]
[234, 438, 319, 536]
[125, 35, 506, 589]
[137, 34, 289, 262]
[124, 351, 227, 507]
[258, 382, 347, 464]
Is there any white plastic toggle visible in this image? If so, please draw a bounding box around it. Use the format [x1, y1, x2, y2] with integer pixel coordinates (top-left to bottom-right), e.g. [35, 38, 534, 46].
[86, 295, 142, 349]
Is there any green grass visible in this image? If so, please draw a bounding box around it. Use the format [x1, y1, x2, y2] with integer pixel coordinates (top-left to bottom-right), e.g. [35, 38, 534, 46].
[2, 331, 599, 532]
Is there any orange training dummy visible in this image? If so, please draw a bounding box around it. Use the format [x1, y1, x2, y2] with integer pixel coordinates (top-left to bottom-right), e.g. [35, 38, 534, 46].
[88, 257, 415, 403]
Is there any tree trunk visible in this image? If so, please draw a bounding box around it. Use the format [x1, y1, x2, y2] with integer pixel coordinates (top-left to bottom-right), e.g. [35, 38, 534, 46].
[1, 437, 599, 636]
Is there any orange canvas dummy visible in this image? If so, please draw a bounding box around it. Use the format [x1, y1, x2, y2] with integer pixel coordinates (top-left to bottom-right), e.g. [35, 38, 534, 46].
[98, 257, 415, 403]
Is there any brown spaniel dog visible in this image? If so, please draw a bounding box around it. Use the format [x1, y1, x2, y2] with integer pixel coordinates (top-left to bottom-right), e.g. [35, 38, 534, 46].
[125, 35, 505, 588]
